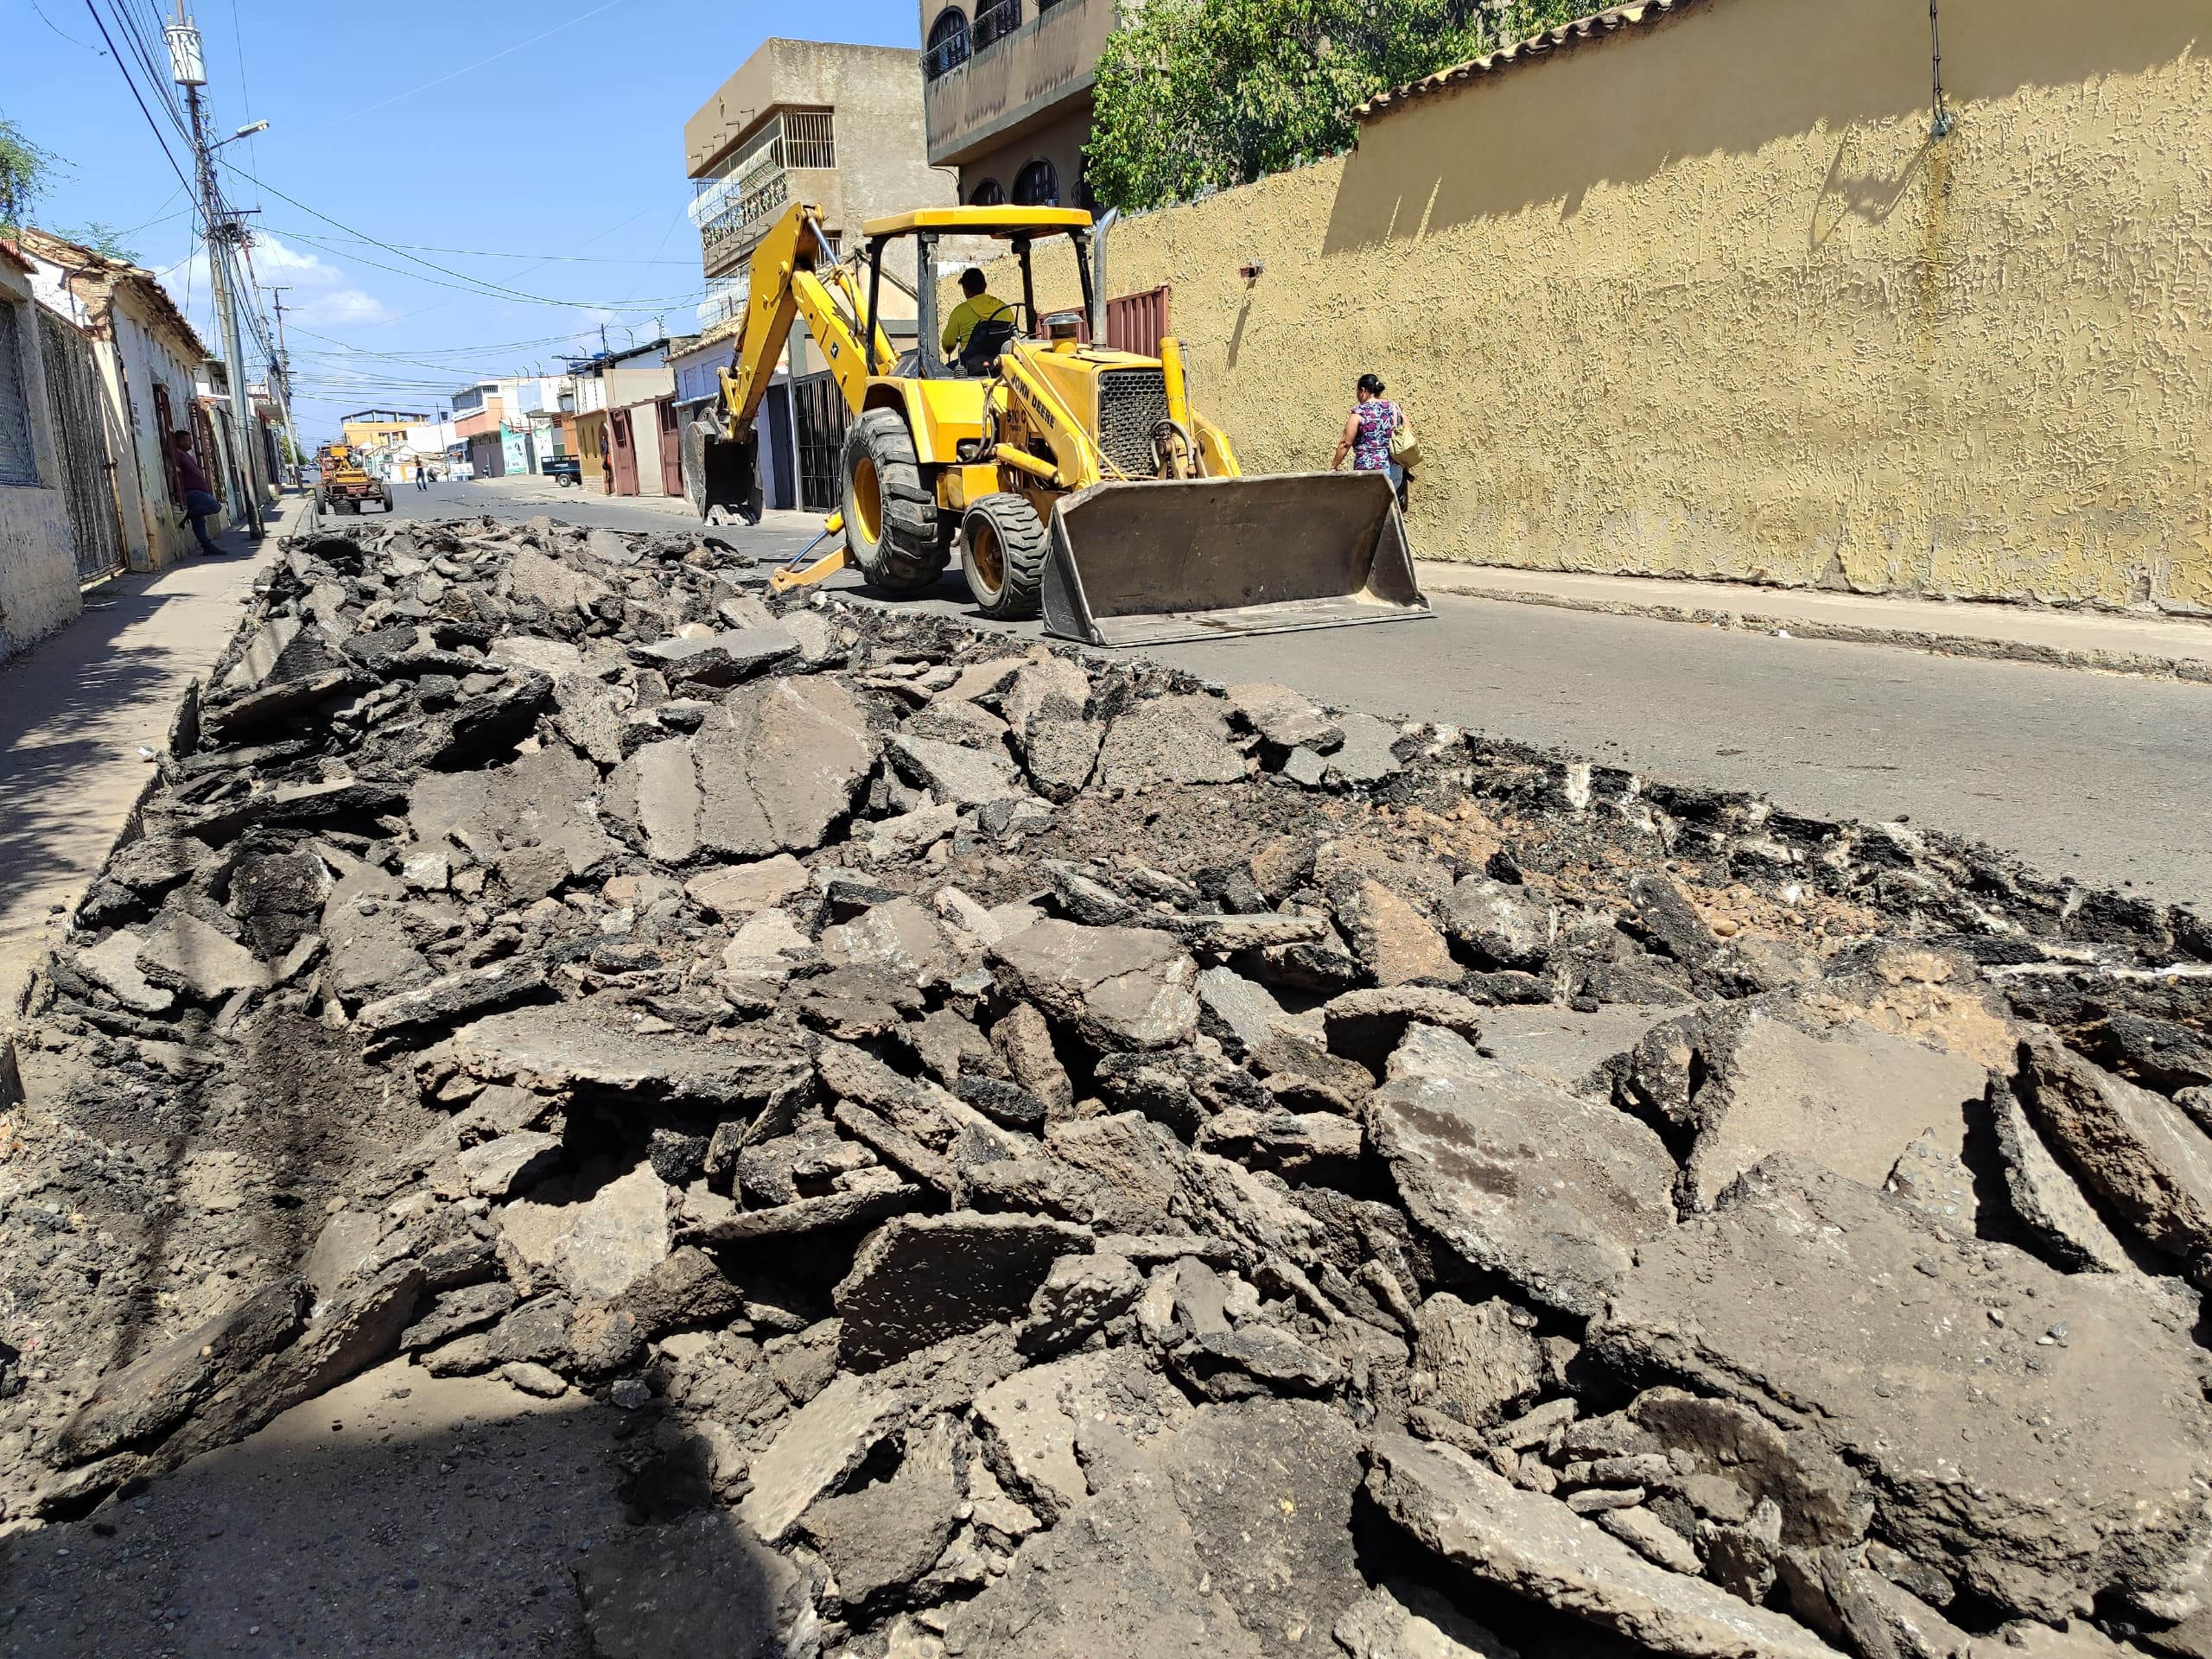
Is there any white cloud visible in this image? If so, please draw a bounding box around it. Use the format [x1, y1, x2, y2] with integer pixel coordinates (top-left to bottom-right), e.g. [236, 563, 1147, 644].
[159, 232, 392, 327]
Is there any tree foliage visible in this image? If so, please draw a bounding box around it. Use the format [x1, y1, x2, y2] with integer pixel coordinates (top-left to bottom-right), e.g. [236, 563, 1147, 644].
[1085, 0, 1592, 212]
[0, 116, 60, 231]
[58, 221, 139, 262]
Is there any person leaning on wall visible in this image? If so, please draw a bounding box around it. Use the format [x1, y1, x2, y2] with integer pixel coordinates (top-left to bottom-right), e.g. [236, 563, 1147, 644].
[1330, 372, 1416, 512]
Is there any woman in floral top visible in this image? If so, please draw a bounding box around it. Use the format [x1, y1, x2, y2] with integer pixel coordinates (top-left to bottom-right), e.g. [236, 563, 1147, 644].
[1331, 372, 1412, 509]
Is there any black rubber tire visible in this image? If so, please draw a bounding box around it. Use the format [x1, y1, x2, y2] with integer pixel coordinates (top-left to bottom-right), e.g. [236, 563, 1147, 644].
[841, 408, 947, 591]
[961, 492, 1049, 620]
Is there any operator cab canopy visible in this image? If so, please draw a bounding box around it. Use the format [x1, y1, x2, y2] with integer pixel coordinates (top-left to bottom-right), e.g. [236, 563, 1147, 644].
[860, 207, 1093, 238]
[860, 207, 1098, 378]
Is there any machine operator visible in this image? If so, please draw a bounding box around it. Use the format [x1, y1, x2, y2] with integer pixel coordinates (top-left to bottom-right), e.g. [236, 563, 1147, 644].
[941, 268, 1014, 372]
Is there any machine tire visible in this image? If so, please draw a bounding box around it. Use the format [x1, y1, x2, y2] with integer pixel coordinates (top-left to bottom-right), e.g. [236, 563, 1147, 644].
[961, 493, 1048, 620]
[841, 409, 946, 591]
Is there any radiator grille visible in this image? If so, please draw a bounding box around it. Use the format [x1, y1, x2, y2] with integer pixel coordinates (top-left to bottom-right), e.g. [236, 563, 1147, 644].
[1096, 367, 1168, 477]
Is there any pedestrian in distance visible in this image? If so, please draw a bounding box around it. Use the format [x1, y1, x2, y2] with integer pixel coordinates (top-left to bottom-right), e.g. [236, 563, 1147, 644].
[415, 457, 430, 491]
[168, 429, 223, 555]
[1331, 372, 1415, 512]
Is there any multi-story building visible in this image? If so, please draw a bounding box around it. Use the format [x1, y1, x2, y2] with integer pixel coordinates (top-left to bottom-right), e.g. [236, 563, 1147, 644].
[340, 408, 424, 454]
[918, 0, 1114, 207]
[683, 39, 952, 331]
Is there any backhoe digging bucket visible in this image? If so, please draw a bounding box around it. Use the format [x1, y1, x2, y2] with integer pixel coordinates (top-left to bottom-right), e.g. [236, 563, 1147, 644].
[690, 425, 763, 524]
[1039, 471, 1429, 647]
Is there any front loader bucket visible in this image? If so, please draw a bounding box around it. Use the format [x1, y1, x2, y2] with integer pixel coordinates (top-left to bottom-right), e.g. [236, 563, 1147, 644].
[1040, 471, 1429, 647]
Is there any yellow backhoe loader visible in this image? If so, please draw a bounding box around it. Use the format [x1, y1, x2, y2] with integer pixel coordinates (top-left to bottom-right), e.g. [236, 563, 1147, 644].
[697, 201, 1427, 645]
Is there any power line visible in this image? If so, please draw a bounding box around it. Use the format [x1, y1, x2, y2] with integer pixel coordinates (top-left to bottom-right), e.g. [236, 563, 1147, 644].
[29, 0, 105, 53]
[312, 0, 625, 130]
[289, 325, 607, 357]
[258, 226, 696, 266]
[79, 0, 195, 196]
[106, 0, 194, 144]
[221, 170, 703, 310]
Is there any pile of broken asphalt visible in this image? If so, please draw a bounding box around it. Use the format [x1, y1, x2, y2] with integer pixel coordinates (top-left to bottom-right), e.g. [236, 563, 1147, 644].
[4, 512, 2212, 1658]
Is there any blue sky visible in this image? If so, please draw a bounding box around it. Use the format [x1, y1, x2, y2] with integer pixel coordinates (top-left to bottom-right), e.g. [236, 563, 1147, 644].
[4, 0, 922, 438]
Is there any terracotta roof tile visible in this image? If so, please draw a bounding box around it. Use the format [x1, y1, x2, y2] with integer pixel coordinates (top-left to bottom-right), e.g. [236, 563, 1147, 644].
[12, 226, 210, 359]
[1352, 0, 1698, 122]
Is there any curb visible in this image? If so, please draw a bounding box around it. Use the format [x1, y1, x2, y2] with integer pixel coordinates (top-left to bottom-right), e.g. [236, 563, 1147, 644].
[1419, 581, 2212, 685]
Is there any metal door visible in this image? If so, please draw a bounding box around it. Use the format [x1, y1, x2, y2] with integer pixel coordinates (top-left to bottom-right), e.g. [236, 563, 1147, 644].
[36, 308, 125, 581]
[790, 372, 847, 512]
[607, 408, 639, 495]
[657, 399, 684, 496]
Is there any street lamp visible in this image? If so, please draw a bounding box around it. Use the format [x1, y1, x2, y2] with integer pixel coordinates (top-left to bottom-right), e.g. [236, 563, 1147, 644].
[210, 119, 270, 149]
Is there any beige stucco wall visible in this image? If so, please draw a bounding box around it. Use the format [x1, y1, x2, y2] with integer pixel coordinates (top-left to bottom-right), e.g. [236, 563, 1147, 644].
[0, 282, 84, 663]
[1001, 0, 2212, 611]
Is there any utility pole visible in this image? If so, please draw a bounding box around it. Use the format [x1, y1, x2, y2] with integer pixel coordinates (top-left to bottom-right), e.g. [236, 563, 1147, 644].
[167, 5, 264, 539]
[267, 286, 307, 493]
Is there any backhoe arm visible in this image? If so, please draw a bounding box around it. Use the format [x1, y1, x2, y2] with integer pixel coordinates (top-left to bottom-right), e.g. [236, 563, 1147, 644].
[715, 201, 894, 433]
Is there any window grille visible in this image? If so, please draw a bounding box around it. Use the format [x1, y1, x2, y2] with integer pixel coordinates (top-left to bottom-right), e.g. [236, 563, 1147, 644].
[0, 302, 41, 486]
[925, 8, 970, 78]
[974, 0, 1020, 50]
[782, 109, 834, 169]
[1013, 157, 1058, 206]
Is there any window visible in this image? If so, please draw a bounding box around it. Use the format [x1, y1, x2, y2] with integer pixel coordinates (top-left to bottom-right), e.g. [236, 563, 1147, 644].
[925, 8, 970, 79]
[0, 301, 37, 486]
[973, 0, 1020, 49]
[969, 177, 1005, 207]
[781, 108, 835, 171]
[1013, 158, 1058, 207]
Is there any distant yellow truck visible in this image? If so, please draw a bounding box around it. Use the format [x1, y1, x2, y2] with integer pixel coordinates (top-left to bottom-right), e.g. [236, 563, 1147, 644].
[315, 442, 392, 515]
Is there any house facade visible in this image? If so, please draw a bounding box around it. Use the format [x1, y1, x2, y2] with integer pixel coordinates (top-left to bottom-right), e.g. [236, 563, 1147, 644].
[17, 227, 215, 571]
[0, 239, 83, 662]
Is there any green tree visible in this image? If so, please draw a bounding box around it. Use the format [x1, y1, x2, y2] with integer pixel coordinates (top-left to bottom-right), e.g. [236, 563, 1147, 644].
[1086, 0, 1590, 212]
[57, 221, 139, 262]
[0, 116, 60, 231]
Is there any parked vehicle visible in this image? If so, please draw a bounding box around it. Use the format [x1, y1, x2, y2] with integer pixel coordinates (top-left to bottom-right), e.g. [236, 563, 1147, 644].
[313, 442, 393, 514]
[543, 454, 582, 486]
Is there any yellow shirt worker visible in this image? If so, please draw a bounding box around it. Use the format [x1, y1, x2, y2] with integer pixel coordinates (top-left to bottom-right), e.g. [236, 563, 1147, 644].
[942, 267, 1014, 362]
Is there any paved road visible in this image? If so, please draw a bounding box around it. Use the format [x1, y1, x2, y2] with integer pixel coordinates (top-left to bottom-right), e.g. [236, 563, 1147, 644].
[387, 487, 2212, 910]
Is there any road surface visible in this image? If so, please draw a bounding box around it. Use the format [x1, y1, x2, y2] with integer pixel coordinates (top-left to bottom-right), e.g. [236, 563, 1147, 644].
[387, 483, 2212, 910]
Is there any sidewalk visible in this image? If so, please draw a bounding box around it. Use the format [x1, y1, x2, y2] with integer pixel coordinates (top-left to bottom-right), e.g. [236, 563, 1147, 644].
[1413, 563, 2212, 683]
[0, 504, 294, 1036]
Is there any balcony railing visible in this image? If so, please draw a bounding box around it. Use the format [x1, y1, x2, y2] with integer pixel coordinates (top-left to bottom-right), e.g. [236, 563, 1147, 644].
[689, 109, 835, 228]
[698, 276, 748, 329]
[923, 0, 1113, 162]
[974, 0, 1020, 50]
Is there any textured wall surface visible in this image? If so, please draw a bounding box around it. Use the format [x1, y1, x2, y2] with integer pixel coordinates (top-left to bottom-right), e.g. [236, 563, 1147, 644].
[998, 0, 2212, 610]
[0, 483, 78, 664]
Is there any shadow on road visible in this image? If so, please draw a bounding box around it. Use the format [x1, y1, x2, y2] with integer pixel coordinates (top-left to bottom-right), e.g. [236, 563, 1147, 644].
[0, 1359, 780, 1658]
